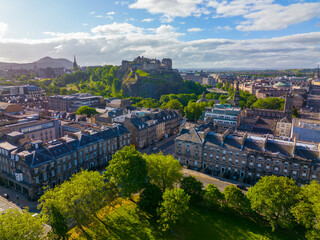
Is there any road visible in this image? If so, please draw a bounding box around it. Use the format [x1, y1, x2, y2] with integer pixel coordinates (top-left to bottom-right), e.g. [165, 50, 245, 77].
[138, 133, 177, 155]
[182, 168, 250, 192]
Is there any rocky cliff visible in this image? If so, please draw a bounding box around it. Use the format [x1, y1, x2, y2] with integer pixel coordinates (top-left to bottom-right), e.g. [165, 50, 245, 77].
[121, 69, 185, 99]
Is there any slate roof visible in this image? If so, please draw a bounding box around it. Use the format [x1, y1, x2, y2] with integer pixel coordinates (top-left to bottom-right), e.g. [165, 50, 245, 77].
[2, 124, 130, 168]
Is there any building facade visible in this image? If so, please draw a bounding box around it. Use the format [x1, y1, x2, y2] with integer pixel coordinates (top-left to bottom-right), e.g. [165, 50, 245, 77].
[175, 127, 320, 186]
[204, 105, 241, 133]
[275, 117, 292, 138]
[0, 125, 130, 200]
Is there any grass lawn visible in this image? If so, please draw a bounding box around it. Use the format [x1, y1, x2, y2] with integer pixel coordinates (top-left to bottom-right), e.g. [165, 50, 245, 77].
[68, 200, 304, 240]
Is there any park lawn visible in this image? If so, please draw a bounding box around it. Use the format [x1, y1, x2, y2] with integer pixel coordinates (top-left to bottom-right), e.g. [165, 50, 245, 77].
[174, 205, 304, 240]
[68, 200, 304, 240]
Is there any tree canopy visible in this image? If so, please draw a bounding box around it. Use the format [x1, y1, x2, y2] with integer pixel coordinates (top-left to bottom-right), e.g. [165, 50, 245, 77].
[75, 106, 99, 117]
[180, 176, 204, 203]
[145, 152, 182, 192]
[105, 146, 148, 202]
[247, 176, 300, 230]
[0, 208, 45, 240]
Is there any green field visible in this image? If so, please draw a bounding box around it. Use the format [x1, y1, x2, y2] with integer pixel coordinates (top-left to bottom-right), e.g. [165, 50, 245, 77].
[70, 202, 304, 240]
[174, 205, 303, 240]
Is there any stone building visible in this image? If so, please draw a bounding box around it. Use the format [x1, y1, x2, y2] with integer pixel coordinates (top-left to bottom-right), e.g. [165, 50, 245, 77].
[175, 127, 320, 186]
[203, 105, 241, 133]
[243, 93, 294, 121]
[291, 118, 320, 143]
[121, 109, 180, 149]
[0, 125, 130, 200]
[275, 117, 291, 138]
[121, 56, 172, 72]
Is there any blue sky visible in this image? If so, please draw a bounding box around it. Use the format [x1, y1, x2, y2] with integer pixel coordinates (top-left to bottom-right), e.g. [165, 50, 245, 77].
[0, 0, 320, 69]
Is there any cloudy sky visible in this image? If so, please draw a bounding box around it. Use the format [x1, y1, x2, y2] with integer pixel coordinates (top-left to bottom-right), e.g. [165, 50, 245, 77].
[0, 0, 320, 69]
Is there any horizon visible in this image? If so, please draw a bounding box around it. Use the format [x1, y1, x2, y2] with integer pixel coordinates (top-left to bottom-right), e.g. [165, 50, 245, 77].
[0, 0, 320, 69]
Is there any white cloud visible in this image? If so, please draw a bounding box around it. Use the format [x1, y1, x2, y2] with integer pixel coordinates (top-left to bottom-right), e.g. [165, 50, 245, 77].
[129, 0, 205, 22]
[0, 22, 8, 38]
[89, 11, 95, 15]
[208, 0, 320, 31]
[107, 11, 115, 15]
[91, 22, 144, 35]
[215, 26, 232, 31]
[142, 18, 154, 22]
[188, 28, 203, 32]
[83, 23, 88, 26]
[1, 22, 320, 69]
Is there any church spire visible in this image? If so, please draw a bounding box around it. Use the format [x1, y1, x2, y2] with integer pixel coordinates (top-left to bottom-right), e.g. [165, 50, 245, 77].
[315, 65, 320, 79]
[73, 55, 78, 69]
[233, 81, 240, 107]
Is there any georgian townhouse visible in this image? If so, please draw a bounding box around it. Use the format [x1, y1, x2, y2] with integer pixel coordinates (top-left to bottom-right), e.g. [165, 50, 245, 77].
[0, 125, 130, 200]
[175, 126, 320, 186]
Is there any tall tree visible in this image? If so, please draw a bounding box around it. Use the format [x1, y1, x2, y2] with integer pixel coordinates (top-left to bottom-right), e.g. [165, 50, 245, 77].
[291, 181, 320, 240]
[105, 146, 148, 203]
[204, 184, 224, 208]
[75, 106, 99, 117]
[180, 176, 203, 203]
[158, 188, 190, 231]
[39, 170, 115, 239]
[0, 208, 45, 240]
[137, 183, 163, 218]
[48, 204, 69, 240]
[223, 185, 251, 213]
[145, 152, 182, 192]
[247, 176, 300, 231]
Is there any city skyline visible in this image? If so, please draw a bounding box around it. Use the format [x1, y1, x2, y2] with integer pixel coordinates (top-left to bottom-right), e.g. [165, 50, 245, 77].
[0, 0, 320, 68]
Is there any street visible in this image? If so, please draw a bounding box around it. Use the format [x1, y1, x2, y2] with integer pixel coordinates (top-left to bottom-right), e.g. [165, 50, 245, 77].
[138, 133, 177, 155]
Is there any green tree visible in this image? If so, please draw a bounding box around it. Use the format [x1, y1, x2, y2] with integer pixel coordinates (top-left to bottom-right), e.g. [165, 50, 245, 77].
[145, 152, 182, 192]
[105, 146, 148, 202]
[161, 99, 183, 111]
[247, 176, 300, 230]
[291, 181, 320, 240]
[0, 208, 45, 240]
[292, 107, 300, 118]
[48, 204, 69, 240]
[252, 97, 285, 110]
[158, 188, 190, 231]
[184, 101, 204, 122]
[204, 184, 224, 208]
[39, 170, 115, 239]
[137, 183, 163, 218]
[223, 185, 251, 213]
[180, 176, 203, 203]
[111, 78, 122, 95]
[216, 82, 223, 89]
[75, 106, 99, 117]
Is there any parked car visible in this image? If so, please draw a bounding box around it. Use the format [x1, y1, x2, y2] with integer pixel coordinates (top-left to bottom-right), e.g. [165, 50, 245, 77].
[236, 184, 246, 190]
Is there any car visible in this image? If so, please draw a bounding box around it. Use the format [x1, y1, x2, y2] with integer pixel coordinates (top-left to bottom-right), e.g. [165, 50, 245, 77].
[236, 184, 246, 190]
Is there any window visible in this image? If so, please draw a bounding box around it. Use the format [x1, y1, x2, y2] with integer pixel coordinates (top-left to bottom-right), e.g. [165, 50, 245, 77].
[274, 167, 279, 172]
[215, 155, 218, 160]
[43, 172, 47, 181]
[194, 161, 198, 166]
[210, 148, 213, 152]
[57, 166, 61, 173]
[187, 144, 189, 148]
[242, 154, 246, 158]
[63, 164, 66, 171]
[222, 150, 226, 155]
[34, 168, 38, 174]
[242, 160, 246, 165]
[51, 170, 55, 177]
[312, 175, 316, 179]
[235, 160, 239, 165]
[178, 141, 181, 145]
[50, 162, 54, 167]
[74, 159, 78, 166]
[69, 162, 72, 169]
[294, 164, 298, 169]
[229, 151, 233, 155]
[35, 176, 39, 184]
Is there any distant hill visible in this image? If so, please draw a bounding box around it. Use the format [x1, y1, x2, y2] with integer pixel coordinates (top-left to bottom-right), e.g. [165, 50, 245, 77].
[0, 56, 73, 70]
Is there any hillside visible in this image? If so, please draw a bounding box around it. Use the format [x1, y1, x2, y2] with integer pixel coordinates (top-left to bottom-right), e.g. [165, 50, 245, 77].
[122, 69, 186, 99]
[0, 56, 73, 70]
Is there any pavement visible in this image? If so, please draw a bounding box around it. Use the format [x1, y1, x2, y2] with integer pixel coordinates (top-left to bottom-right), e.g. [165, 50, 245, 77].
[138, 133, 177, 155]
[0, 185, 39, 213]
[182, 168, 251, 192]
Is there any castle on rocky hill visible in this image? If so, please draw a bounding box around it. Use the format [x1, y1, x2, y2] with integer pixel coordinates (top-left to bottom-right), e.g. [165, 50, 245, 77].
[120, 56, 172, 72]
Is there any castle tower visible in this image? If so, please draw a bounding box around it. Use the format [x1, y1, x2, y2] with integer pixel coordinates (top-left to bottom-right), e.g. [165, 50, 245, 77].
[284, 93, 293, 121]
[233, 81, 240, 107]
[73, 55, 78, 69]
[315, 65, 320, 79]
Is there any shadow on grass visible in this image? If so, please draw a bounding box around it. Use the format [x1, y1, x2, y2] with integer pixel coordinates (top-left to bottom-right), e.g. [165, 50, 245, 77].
[174, 205, 304, 240]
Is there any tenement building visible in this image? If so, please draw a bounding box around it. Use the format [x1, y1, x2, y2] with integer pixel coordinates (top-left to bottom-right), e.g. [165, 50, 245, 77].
[175, 126, 320, 186]
[203, 104, 241, 133]
[0, 125, 130, 200]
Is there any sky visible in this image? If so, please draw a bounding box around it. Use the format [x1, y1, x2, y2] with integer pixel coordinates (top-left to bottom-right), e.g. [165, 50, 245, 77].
[0, 0, 320, 69]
